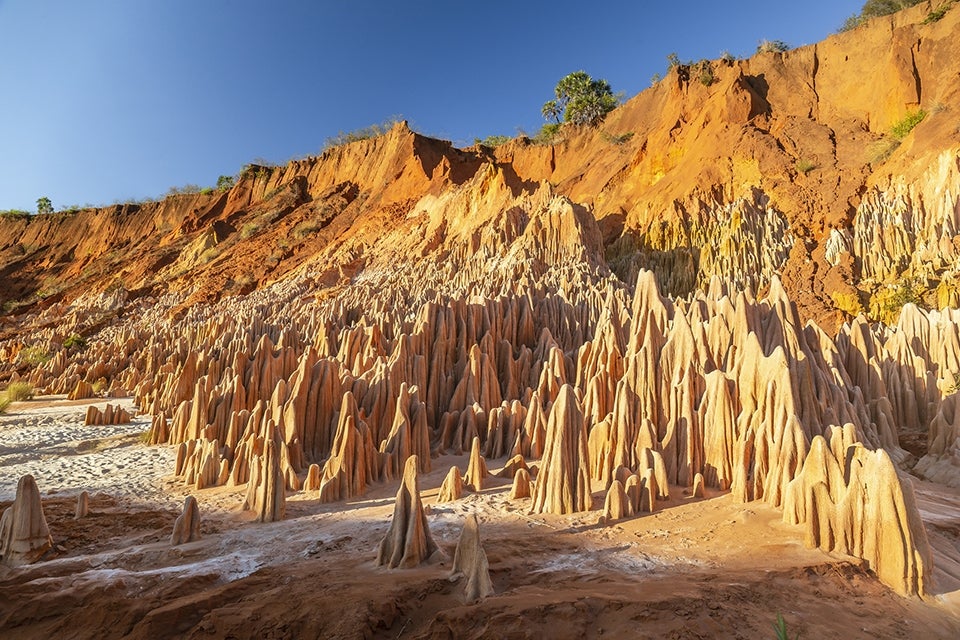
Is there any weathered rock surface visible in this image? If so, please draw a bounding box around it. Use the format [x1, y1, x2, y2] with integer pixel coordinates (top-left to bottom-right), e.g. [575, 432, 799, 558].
[530, 384, 592, 515]
[0, 475, 52, 567]
[437, 466, 464, 503]
[171, 495, 202, 545]
[376, 455, 438, 569]
[84, 404, 131, 426]
[450, 513, 494, 603]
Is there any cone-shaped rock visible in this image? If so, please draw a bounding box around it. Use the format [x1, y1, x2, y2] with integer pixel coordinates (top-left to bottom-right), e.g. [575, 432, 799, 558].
[450, 513, 494, 603]
[376, 454, 438, 569]
[510, 469, 532, 500]
[464, 436, 488, 492]
[692, 472, 705, 498]
[171, 495, 202, 545]
[600, 479, 630, 523]
[74, 491, 90, 519]
[530, 384, 592, 514]
[437, 466, 464, 503]
[0, 475, 53, 566]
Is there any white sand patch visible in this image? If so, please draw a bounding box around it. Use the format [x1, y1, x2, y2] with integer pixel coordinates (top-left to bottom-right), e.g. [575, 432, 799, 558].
[531, 545, 673, 575]
[0, 398, 175, 504]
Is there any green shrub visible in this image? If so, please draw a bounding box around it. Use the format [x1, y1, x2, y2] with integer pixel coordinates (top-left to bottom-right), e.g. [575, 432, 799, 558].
[861, 0, 922, 19]
[890, 109, 927, 140]
[323, 117, 403, 150]
[293, 219, 324, 239]
[0, 394, 10, 414]
[796, 159, 817, 174]
[542, 71, 620, 127]
[199, 247, 220, 264]
[63, 333, 87, 350]
[36, 197, 53, 215]
[876, 276, 923, 323]
[240, 223, 261, 239]
[924, 5, 951, 23]
[19, 346, 50, 366]
[868, 138, 901, 164]
[696, 60, 715, 86]
[216, 174, 236, 191]
[533, 122, 563, 145]
[5, 381, 34, 402]
[0, 209, 32, 221]
[240, 162, 276, 181]
[838, 14, 865, 31]
[200, 187, 213, 195]
[841, 1, 926, 32]
[602, 131, 635, 145]
[773, 613, 800, 640]
[475, 135, 511, 148]
[757, 39, 790, 53]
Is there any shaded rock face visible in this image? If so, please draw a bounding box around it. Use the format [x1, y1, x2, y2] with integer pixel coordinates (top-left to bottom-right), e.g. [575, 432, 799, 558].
[450, 514, 494, 603]
[437, 466, 464, 503]
[0, 475, 53, 567]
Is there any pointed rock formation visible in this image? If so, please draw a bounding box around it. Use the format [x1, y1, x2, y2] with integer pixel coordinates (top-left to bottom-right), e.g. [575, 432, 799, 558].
[692, 472, 706, 498]
[305, 463, 322, 491]
[437, 466, 464, 503]
[84, 403, 132, 425]
[318, 392, 379, 502]
[450, 514, 494, 603]
[783, 437, 932, 596]
[495, 454, 529, 479]
[600, 479, 631, 523]
[464, 436, 489, 492]
[0, 475, 53, 566]
[376, 455, 438, 569]
[67, 380, 95, 401]
[530, 384, 592, 514]
[171, 495, 202, 545]
[510, 469, 532, 500]
[74, 491, 89, 519]
[243, 426, 286, 523]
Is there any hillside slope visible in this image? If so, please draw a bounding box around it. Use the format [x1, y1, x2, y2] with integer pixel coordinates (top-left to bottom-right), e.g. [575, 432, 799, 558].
[1, 3, 958, 332]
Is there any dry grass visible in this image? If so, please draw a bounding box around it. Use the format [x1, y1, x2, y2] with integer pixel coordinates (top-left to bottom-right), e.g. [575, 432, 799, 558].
[4, 381, 34, 402]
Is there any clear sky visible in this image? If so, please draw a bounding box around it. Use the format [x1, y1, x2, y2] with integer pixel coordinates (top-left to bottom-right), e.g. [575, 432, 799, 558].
[0, 0, 863, 211]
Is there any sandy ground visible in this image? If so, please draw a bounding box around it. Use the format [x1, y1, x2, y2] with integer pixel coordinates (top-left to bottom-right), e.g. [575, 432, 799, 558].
[1, 397, 960, 639]
[0, 396, 175, 505]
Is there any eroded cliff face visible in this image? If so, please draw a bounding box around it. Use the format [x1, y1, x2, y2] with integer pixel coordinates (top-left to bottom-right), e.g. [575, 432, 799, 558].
[2, 4, 957, 328]
[0, 2, 958, 600]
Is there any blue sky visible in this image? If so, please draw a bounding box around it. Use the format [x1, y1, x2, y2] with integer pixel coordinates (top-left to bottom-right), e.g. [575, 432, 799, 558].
[0, 0, 862, 211]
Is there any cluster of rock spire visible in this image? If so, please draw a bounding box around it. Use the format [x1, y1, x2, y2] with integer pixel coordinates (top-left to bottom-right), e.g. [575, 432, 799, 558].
[1, 169, 955, 600]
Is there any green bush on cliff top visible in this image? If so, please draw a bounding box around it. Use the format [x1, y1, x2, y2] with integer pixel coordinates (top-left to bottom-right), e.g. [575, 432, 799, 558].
[839, 0, 925, 31]
[890, 109, 927, 140]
